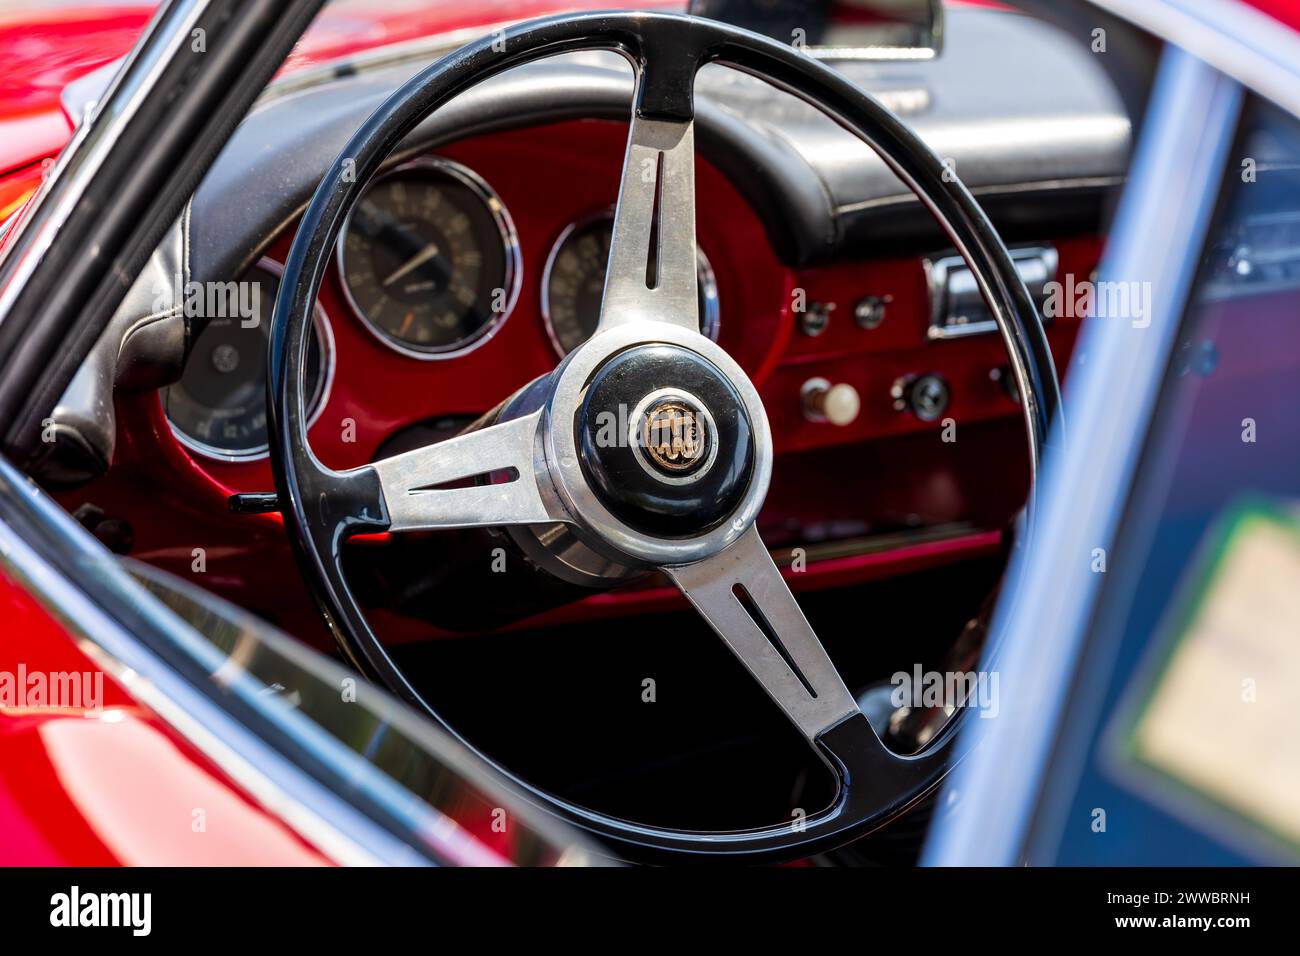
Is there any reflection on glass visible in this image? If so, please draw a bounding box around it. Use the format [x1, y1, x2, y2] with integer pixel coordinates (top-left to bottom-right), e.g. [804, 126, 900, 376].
[127, 560, 598, 867]
[1048, 96, 1300, 865]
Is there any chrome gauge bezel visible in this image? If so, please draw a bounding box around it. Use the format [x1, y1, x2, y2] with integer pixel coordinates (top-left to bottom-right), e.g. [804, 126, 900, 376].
[166, 257, 336, 463]
[539, 207, 720, 359]
[335, 157, 522, 361]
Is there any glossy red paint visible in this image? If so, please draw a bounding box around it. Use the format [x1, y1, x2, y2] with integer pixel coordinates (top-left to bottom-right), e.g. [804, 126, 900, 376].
[0, 566, 333, 865]
[0, 0, 684, 177]
[0, 162, 45, 227]
[0, 5, 149, 173]
[1243, 0, 1300, 32]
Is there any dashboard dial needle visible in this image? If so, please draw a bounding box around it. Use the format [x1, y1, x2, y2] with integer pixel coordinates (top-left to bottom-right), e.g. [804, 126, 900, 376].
[382, 243, 440, 287]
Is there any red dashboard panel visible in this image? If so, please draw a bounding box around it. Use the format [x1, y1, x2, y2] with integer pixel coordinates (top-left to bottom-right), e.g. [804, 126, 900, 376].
[58, 119, 1099, 650]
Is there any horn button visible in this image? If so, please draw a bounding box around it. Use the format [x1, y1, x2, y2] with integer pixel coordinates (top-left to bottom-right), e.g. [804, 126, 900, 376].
[577, 344, 755, 537]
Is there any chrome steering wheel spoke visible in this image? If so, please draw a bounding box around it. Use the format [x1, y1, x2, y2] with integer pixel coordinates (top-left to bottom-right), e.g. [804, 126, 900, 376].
[269, 10, 1060, 862]
[596, 102, 700, 335]
[359, 409, 564, 532]
[665, 525, 861, 742]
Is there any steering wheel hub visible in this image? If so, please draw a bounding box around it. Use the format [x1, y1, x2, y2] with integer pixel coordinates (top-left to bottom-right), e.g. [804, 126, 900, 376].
[635, 393, 711, 478]
[268, 9, 1060, 863]
[577, 344, 753, 537]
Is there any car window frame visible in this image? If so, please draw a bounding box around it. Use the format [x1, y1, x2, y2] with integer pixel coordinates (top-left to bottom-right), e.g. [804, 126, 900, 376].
[922, 8, 1300, 861]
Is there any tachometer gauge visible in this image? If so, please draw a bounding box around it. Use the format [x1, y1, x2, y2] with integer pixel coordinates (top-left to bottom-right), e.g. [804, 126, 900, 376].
[163, 259, 333, 462]
[541, 212, 720, 357]
[337, 159, 520, 359]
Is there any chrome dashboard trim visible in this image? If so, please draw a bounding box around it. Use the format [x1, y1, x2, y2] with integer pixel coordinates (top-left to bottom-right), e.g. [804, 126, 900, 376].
[811, 46, 936, 62]
[923, 245, 1058, 341]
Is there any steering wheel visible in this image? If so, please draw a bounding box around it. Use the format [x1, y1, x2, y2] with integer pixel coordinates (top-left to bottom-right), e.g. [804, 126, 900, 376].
[268, 11, 1060, 863]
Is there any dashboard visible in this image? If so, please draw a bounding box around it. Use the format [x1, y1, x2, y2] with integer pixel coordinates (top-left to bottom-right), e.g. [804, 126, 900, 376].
[49, 5, 1126, 651]
[161, 147, 724, 461]
[86, 116, 1103, 650]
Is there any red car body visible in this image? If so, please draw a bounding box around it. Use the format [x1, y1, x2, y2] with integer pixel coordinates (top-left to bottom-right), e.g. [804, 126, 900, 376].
[2, 0, 1298, 866]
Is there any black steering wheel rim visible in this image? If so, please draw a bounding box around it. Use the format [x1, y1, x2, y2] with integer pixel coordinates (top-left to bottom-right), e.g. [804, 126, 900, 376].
[268, 10, 1060, 863]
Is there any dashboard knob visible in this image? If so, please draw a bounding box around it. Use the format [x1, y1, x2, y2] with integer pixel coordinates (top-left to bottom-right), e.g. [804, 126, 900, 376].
[854, 295, 890, 330]
[802, 377, 861, 426]
[891, 373, 950, 422]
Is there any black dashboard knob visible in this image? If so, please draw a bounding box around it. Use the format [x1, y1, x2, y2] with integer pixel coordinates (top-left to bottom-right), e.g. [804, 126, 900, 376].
[891, 372, 951, 422]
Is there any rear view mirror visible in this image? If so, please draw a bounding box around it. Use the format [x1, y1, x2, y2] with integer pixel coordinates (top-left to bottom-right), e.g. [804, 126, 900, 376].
[688, 0, 943, 59]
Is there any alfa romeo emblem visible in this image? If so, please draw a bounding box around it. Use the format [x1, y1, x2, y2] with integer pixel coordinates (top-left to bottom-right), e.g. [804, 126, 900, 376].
[642, 399, 706, 473]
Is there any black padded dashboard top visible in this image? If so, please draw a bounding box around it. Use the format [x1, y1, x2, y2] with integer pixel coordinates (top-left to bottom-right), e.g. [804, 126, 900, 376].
[187, 6, 1129, 283]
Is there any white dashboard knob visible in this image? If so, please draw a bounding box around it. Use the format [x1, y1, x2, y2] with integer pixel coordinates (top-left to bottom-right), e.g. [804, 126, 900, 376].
[802, 378, 860, 426]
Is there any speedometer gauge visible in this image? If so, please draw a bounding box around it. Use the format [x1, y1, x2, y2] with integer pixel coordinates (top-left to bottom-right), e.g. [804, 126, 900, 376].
[337, 159, 520, 359]
[163, 259, 333, 462]
[540, 212, 720, 357]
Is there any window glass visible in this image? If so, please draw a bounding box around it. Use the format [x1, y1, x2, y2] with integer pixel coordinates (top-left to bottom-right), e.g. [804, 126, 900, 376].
[1032, 94, 1300, 865]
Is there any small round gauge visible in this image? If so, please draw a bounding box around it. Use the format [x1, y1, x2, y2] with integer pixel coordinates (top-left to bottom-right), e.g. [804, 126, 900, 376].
[337, 159, 520, 359]
[541, 213, 720, 357]
[163, 260, 333, 462]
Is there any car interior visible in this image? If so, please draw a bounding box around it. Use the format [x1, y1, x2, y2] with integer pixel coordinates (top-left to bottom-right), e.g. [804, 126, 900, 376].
[16, 0, 1266, 865]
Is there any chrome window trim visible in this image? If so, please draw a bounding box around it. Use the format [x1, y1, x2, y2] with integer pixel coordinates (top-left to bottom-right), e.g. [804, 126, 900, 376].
[0, 455, 597, 866]
[1088, 0, 1300, 119]
[0, 0, 209, 324]
[922, 48, 1244, 865]
[0, 479, 412, 865]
